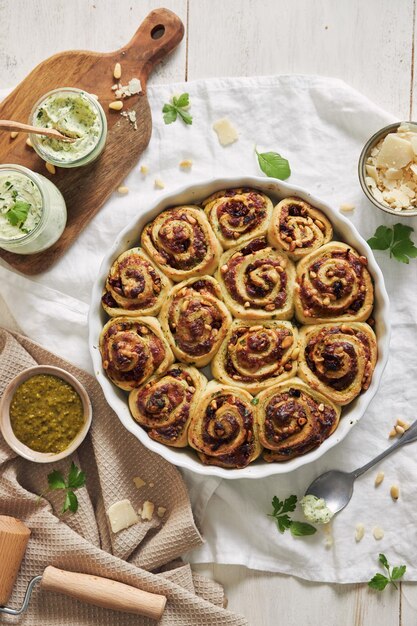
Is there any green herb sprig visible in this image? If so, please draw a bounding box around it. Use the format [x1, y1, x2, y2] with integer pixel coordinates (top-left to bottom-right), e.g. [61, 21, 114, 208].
[368, 553, 406, 591]
[256, 149, 291, 180]
[38, 462, 86, 513]
[5, 200, 31, 230]
[268, 495, 317, 537]
[367, 224, 417, 264]
[162, 93, 193, 125]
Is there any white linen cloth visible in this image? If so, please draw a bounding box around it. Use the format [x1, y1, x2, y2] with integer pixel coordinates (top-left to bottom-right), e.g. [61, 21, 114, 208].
[1, 75, 416, 583]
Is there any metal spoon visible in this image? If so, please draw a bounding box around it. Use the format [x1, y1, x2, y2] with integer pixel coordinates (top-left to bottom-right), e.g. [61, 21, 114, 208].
[305, 418, 417, 515]
[0, 120, 76, 142]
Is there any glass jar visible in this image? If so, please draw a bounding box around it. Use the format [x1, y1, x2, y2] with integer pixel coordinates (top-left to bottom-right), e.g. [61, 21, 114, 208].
[28, 87, 108, 168]
[0, 164, 67, 254]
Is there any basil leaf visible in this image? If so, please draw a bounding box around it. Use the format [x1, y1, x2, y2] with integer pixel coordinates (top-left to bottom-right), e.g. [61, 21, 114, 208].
[289, 521, 317, 536]
[256, 150, 291, 180]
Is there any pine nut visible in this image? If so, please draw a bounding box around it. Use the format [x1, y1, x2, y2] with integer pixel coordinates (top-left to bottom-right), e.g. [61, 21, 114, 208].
[390, 485, 400, 501]
[397, 418, 410, 430]
[395, 425, 405, 436]
[154, 178, 165, 189]
[45, 162, 56, 175]
[140, 165, 149, 175]
[373, 526, 384, 540]
[355, 523, 365, 542]
[10, 131, 18, 139]
[388, 428, 397, 438]
[109, 100, 123, 111]
[113, 62, 122, 79]
[180, 159, 193, 169]
[117, 186, 129, 194]
[339, 203, 355, 212]
[374, 471, 384, 487]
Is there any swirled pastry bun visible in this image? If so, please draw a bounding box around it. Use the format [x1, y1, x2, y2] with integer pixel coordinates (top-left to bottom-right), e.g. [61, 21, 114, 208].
[257, 378, 340, 462]
[216, 237, 296, 320]
[129, 364, 207, 447]
[141, 205, 222, 282]
[159, 275, 232, 368]
[188, 381, 262, 469]
[268, 197, 332, 260]
[294, 242, 374, 324]
[99, 316, 174, 391]
[101, 248, 172, 317]
[212, 319, 298, 394]
[203, 187, 273, 249]
[297, 322, 377, 405]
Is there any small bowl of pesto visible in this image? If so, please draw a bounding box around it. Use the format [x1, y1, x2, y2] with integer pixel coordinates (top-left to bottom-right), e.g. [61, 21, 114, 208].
[29, 88, 107, 168]
[0, 365, 92, 463]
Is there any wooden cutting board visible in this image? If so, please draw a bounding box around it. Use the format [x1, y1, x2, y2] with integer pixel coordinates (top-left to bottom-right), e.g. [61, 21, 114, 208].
[0, 8, 184, 274]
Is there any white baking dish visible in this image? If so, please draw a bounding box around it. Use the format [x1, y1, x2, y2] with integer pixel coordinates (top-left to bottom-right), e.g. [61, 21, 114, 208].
[88, 176, 390, 479]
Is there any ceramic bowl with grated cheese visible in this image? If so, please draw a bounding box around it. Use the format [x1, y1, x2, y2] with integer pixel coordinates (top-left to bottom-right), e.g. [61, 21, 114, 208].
[358, 122, 417, 217]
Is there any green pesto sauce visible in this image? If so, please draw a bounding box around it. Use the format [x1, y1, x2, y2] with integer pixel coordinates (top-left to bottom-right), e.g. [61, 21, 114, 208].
[10, 374, 84, 453]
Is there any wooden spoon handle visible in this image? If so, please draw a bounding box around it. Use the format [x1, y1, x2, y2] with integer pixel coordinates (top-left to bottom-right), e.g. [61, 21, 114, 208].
[41, 566, 167, 620]
[0, 516, 31, 605]
[123, 8, 184, 85]
[0, 119, 75, 142]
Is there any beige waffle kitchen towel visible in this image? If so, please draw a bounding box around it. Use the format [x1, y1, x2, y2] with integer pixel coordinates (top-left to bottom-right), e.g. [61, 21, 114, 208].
[0, 329, 247, 626]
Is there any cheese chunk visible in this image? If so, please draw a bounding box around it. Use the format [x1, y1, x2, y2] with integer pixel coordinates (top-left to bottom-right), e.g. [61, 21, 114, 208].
[212, 118, 238, 146]
[141, 500, 155, 521]
[133, 476, 146, 489]
[376, 134, 413, 169]
[107, 499, 138, 533]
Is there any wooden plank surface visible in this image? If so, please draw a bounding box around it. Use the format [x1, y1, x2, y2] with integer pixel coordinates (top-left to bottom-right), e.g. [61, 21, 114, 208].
[1, 1, 416, 624]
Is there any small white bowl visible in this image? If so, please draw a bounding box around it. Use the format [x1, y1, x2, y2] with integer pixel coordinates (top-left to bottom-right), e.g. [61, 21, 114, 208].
[89, 176, 390, 479]
[0, 365, 92, 463]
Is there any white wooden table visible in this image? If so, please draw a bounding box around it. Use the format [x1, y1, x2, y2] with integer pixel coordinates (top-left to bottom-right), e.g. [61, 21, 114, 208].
[1, 1, 416, 624]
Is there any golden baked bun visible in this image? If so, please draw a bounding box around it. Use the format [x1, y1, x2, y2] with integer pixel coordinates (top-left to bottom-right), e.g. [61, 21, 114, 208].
[188, 381, 262, 469]
[203, 187, 273, 249]
[141, 205, 222, 282]
[211, 319, 298, 394]
[101, 247, 172, 317]
[267, 196, 332, 260]
[99, 316, 174, 391]
[297, 322, 377, 405]
[216, 236, 296, 320]
[159, 275, 232, 367]
[257, 378, 341, 462]
[294, 242, 374, 324]
[129, 364, 207, 447]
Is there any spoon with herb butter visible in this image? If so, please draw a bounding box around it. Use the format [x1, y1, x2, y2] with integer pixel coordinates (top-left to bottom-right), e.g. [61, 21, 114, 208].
[303, 418, 417, 520]
[0, 119, 76, 142]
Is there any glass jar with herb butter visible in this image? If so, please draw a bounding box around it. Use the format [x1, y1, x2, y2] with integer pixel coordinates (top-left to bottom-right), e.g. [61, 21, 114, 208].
[0, 164, 67, 254]
[29, 87, 107, 168]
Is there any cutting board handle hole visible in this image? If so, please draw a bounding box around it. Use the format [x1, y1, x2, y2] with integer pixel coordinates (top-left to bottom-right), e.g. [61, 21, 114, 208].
[151, 25, 165, 40]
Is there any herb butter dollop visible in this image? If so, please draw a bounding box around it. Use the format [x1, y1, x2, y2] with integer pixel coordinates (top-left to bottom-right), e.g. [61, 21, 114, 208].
[0, 172, 42, 240]
[33, 90, 103, 163]
[300, 495, 334, 525]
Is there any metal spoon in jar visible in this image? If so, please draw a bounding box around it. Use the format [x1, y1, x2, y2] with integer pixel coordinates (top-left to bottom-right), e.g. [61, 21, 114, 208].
[305, 418, 417, 515]
[0, 120, 76, 142]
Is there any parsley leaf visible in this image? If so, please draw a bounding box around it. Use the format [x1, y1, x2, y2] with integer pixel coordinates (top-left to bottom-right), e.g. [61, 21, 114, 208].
[367, 223, 417, 264]
[162, 93, 193, 125]
[40, 462, 86, 514]
[368, 553, 406, 591]
[256, 149, 291, 180]
[162, 104, 177, 124]
[268, 495, 317, 538]
[5, 200, 31, 229]
[47, 470, 66, 491]
[67, 461, 86, 490]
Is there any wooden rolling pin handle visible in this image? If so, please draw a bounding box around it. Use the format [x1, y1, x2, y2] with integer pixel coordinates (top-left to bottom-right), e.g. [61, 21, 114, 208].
[41, 566, 166, 620]
[125, 8, 184, 83]
[0, 516, 31, 605]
